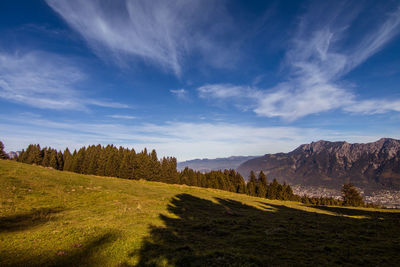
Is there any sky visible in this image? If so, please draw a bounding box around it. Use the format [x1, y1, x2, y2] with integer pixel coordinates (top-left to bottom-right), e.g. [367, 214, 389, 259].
[1, 0, 400, 161]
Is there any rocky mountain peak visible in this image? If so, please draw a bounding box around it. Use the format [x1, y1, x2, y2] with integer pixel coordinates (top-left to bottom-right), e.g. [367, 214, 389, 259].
[237, 138, 400, 190]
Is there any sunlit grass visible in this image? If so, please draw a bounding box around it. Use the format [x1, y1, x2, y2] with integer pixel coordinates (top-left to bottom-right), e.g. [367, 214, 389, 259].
[1, 160, 399, 266]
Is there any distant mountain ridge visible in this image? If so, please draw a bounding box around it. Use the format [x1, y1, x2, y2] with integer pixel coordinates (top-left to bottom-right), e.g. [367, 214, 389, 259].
[237, 138, 400, 191]
[178, 156, 258, 172]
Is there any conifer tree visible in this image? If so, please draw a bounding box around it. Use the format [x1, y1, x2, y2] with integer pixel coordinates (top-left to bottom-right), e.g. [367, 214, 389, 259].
[247, 171, 257, 196]
[119, 149, 134, 179]
[49, 149, 58, 169]
[267, 178, 279, 199]
[135, 149, 151, 180]
[105, 145, 119, 177]
[63, 148, 73, 171]
[0, 141, 9, 159]
[96, 147, 107, 176]
[235, 173, 246, 194]
[70, 149, 80, 172]
[167, 157, 179, 184]
[256, 171, 268, 198]
[342, 183, 364, 207]
[26, 144, 42, 165]
[57, 151, 64, 170]
[41, 148, 50, 167]
[148, 149, 161, 181]
[16, 149, 24, 162]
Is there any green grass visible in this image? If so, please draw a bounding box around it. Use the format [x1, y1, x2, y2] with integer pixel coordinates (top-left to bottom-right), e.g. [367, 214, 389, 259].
[1, 160, 399, 266]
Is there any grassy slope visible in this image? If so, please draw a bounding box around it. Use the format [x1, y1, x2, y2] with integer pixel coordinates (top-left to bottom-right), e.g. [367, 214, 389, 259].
[1, 160, 399, 266]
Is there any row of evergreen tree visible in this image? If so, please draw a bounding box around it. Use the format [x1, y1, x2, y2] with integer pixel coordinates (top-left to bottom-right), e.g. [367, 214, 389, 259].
[14, 143, 300, 201]
[15, 144, 178, 182]
[9, 142, 368, 206]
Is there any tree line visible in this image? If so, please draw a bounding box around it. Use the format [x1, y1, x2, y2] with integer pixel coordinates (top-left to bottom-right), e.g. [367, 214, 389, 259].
[12, 143, 300, 200]
[3, 141, 368, 207]
[15, 144, 179, 182]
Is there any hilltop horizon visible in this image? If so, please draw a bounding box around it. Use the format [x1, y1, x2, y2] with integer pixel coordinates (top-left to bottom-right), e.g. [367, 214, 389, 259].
[1, 1, 400, 161]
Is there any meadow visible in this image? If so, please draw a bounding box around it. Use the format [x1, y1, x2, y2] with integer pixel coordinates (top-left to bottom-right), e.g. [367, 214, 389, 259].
[1, 160, 399, 266]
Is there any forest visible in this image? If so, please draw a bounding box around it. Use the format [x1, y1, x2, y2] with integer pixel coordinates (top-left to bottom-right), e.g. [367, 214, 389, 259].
[5, 142, 366, 206]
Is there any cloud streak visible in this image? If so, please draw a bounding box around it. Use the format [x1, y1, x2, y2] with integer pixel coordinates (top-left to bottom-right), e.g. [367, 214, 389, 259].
[0, 50, 128, 110]
[198, 2, 400, 120]
[2, 113, 389, 161]
[170, 89, 188, 100]
[107, 114, 136, 120]
[46, 0, 235, 76]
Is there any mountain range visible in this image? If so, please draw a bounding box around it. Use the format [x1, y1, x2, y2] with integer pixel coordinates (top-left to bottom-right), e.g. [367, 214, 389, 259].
[177, 156, 258, 172]
[237, 138, 400, 191]
[179, 138, 400, 191]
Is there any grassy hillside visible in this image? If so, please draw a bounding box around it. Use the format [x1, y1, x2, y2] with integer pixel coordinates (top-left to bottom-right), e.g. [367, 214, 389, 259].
[1, 160, 399, 266]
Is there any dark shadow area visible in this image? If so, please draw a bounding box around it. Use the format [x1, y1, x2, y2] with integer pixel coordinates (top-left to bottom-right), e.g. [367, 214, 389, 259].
[133, 194, 400, 266]
[0, 231, 120, 267]
[0, 207, 64, 233]
[311, 205, 398, 218]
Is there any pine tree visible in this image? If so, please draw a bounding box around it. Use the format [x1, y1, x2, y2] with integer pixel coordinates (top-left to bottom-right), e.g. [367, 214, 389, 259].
[267, 179, 279, 199]
[235, 173, 246, 194]
[63, 148, 73, 171]
[16, 149, 25, 162]
[49, 149, 58, 169]
[282, 183, 294, 200]
[57, 151, 64, 170]
[119, 149, 134, 179]
[70, 149, 82, 173]
[247, 171, 257, 196]
[341, 183, 364, 207]
[86, 145, 101, 175]
[135, 149, 151, 180]
[167, 157, 179, 184]
[96, 146, 107, 176]
[41, 148, 50, 167]
[0, 141, 9, 159]
[104, 145, 119, 177]
[149, 149, 161, 181]
[256, 171, 268, 198]
[26, 144, 42, 165]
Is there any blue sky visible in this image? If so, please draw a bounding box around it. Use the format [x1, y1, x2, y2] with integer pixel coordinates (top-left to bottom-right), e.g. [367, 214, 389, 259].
[1, 0, 400, 160]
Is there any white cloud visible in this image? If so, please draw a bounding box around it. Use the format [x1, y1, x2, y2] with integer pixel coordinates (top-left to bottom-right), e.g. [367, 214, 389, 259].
[198, 84, 254, 99]
[2, 114, 397, 161]
[170, 89, 187, 100]
[349, 5, 400, 70]
[344, 99, 400, 114]
[46, 0, 235, 76]
[0, 50, 128, 110]
[198, 3, 400, 120]
[107, 114, 136, 120]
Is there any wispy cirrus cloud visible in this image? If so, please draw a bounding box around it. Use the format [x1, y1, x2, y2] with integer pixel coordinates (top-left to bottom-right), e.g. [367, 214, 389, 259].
[344, 99, 400, 114]
[2, 113, 393, 160]
[0, 50, 128, 110]
[198, 2, 400, 121]
[198, 84, 257, 99]
[170, 89, 188, 100]
[107, 114, 136, 120]
[46, 0, 236, 76]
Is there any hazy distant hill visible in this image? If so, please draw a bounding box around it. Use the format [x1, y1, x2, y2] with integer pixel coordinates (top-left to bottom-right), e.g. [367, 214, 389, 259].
[7, 151, 20, 159]
[237, 138, 400, 191]
[178, 156, 258, 172]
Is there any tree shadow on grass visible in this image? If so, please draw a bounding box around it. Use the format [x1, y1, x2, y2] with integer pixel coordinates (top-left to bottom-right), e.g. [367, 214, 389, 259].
[0, 231, 120, 267]
[133, 194, 400, 266]
[0, 207, 64, 233]
[310, 205, 399, 218]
